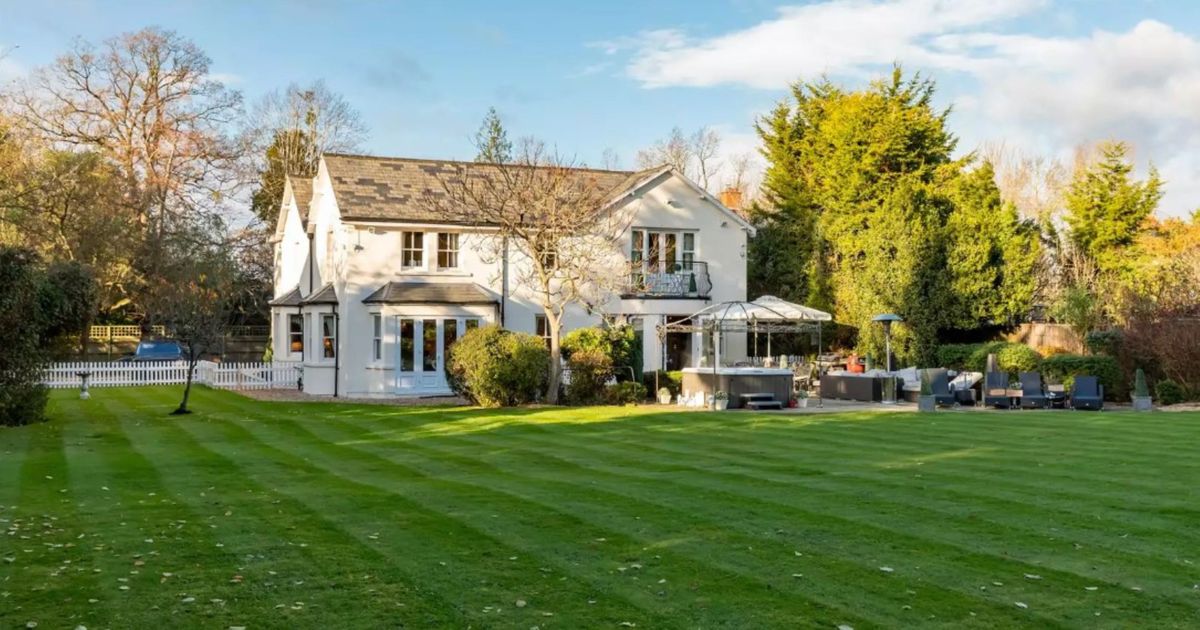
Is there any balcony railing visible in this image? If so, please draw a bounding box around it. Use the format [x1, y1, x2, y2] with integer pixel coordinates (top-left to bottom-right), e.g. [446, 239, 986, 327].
[621, 261, 712, 298]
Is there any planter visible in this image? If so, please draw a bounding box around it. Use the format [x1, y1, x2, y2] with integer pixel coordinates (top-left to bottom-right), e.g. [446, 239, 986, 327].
[714, 399, 729, 411]
[657, 390, 673, 405]
[1131, 396, 1153, 412]
[797, 398, 808, 409]
[917, 395, 937, 412]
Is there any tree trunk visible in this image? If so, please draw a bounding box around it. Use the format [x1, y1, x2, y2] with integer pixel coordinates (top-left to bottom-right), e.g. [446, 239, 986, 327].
[545, 313, 562, 404]
[173, 349, 196, 415]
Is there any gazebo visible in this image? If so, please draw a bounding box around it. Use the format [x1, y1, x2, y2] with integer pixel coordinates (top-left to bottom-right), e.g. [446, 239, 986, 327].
[656, 296, 833, 409]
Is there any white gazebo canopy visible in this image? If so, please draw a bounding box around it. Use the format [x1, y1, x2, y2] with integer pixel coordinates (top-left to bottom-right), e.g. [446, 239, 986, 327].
[747, 295, 832, 322]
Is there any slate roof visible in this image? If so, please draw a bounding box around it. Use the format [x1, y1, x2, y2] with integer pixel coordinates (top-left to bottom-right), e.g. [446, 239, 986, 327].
[362, 282, 498, 305]
[268, 286, 303, 307]
[300, 283, 339, 305]
[285, 174, 314, 223]
[323, 153, 660, 223]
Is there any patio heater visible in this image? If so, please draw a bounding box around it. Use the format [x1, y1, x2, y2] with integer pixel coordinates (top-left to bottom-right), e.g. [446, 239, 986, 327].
[873, 313, 902, 405]
[872, 313, 903, 372]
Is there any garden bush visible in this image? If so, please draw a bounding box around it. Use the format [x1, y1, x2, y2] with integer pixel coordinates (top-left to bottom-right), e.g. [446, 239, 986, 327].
[1085, 329, 1122, 356]
[935, 341, 1041, 375]
[1155, 380, 1186, 406]
[643, 370, 683, 397]
[605, 381, 647, 405]
[446, 325, 548, 407]
[1041, 354, 1123, 400]
[562, 324, 640, 381]
[0, 247, 51, 426]
[565, 349, 612, 405]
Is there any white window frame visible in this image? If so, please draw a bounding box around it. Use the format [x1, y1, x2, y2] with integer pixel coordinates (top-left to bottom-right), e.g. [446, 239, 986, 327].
[402, 231, 424, 269]
[320, 313, 337, 361]
[286, 313, 303, 358]
[534, 314, 551, 349]
[437, 232, 459, 269]
[371, 313, 383, 362]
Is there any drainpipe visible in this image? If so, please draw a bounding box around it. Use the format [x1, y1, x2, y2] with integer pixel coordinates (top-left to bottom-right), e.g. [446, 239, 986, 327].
[500, 236, 509, 327]
[307, 232, 315, 293]
[333, 303, 340, 398]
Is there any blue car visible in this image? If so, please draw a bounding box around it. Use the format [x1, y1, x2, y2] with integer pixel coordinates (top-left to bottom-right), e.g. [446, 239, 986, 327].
[119, 339, 186, 362]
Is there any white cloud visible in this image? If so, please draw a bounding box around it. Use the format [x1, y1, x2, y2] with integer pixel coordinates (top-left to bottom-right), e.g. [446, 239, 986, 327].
[620, 0, 1041, 88]
[606, 1, 1200, 215]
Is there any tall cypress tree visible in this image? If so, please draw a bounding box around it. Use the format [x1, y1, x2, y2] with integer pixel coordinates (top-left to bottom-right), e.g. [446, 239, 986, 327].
[474, 107, 512, 164]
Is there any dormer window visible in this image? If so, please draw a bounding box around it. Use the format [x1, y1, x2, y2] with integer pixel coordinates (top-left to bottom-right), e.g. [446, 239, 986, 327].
[402, 231, 424, 268]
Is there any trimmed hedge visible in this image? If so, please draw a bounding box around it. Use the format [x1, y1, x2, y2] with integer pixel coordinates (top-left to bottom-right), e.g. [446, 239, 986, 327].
[562, 324, 640, 382]
[936, 342, 1042, 375]
[446, 325, 549, 407]
[1040, 354, 1123, 400]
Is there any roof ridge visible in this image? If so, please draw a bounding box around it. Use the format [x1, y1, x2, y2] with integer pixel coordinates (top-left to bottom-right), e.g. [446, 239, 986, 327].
[323, 151, 640, 176]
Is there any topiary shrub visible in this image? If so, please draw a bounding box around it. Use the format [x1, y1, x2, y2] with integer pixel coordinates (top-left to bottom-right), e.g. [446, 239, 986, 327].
[1041, 354, 1123, 400]
[565, 349, 612, 405]
[0, 247, 52, 427]
[605, 381, 647, 405]
[1133, 368, 1149, 398]
[994, 343, 1042, 375]
[446, 325, 548, 407]
[1155, 380, 1186, 406]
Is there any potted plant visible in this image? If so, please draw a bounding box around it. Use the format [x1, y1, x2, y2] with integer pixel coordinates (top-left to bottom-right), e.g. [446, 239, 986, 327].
[917, 369, 936, 412]
[713, 390, 729, 411]
[656, 386, 673, 405]
[1132, 368, 1152, 411]
[795, 389, 809, 408]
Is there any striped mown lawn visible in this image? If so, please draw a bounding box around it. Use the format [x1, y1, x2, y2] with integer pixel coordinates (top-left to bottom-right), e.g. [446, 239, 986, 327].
[2, 388, 1199, 628]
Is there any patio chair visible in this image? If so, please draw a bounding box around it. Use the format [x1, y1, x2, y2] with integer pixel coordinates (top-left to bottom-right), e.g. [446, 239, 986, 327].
[1071, 375, 1104, 411]
[926, 369, 956, 406]
[983, 371, 1010, 408]
[1019, 371, 1049, 409]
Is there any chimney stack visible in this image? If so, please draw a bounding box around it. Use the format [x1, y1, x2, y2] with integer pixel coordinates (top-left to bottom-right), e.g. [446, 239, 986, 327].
[719, 187, 744, 211]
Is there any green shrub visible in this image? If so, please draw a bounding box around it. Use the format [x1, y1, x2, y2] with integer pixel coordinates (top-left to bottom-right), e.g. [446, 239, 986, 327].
[936, 341, 1041, 376]
[562, 324, 640, 381]
[1085, 329, 1122, 356]
[1133, 368, 1149, 398]
[565, 349, 612, 405]
[936, 344, 978, 370]
[446, 325, 548, 407]
[0, 247, 51, 426]
[1155, 380, 1186, 406]
[605, 381, 647, 405]
[643, 370, 683, 396]
[1041, 354, 1123, 400]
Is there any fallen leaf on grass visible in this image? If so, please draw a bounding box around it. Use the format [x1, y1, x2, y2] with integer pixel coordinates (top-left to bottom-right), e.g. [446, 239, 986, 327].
[1015, 602, 1028, 609]
[880, 567, 894, 573]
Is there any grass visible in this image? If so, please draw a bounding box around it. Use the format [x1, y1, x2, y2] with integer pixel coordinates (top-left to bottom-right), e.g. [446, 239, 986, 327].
[1, 388, 1199, 629]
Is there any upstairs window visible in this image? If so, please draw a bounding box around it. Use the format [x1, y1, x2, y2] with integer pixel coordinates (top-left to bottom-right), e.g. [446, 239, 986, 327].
[437, 233, 459, 269]
[681, 233, 695, 271]
[402, 231, 424, 268]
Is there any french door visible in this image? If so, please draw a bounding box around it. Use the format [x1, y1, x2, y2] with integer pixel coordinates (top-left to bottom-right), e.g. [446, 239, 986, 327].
[395, 317, 479, 393]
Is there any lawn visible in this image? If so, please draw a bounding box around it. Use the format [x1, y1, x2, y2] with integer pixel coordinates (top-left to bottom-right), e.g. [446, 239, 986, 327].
[2, 388, 1198, 629]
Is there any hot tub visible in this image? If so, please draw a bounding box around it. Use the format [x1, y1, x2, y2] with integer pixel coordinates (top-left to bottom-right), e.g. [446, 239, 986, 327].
[681, 367, 794, 408]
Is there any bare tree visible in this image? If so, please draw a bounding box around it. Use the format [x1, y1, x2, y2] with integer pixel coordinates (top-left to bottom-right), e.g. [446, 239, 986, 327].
[11, 28, 243, 232]
[636, 126, 691, 175]
[424, 141, 634, 403]
[600, 147, 621, 170]
[243, 79, 367, 179]
[690, 126, 721, 191]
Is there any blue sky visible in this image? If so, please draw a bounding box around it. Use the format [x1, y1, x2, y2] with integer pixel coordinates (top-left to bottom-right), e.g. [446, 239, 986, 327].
[3, 0, 1200, 215]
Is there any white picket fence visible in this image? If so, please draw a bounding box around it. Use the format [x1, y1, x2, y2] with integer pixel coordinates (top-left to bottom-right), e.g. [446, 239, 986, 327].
[44, 360, 302, 391]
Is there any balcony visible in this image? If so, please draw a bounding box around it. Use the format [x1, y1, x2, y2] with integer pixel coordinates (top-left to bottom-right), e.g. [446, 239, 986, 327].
[621, 261, 712, 299]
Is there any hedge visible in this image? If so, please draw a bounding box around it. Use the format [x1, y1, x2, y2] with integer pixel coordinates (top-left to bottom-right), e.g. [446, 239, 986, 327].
[1040, 354, 1123, 400]
[936, 342, 1042, 375]
[565, 349, 612, 405]
[643, 370, 683, 398]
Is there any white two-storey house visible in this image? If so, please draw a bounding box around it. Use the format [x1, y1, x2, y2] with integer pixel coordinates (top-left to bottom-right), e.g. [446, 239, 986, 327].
[269, 153, 754, 397]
